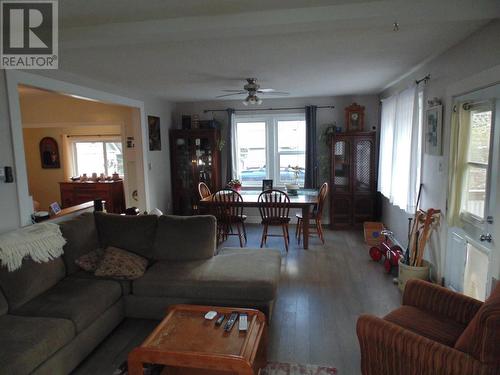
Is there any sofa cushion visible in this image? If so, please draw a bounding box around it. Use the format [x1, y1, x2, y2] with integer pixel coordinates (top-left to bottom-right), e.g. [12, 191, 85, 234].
[95, 247, 148, 280]
[0, 289, 7, 316]
[384, 305, 466, 347]
[13, 277, 122, 333]
[133, 249, 281, 302]
[95, 212, 158, 258]
[0, 314, 75, 374]
[69, 270, 132, 295]
[153, 215, 217, 261]
[60, 212, 100, 275]
[0, 258, 66, 311]
[455, 283, 500, 364]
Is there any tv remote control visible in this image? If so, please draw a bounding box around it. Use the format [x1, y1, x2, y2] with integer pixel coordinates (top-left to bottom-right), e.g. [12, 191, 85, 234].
[239, 313, 248, 332]
[224, 312, 239, 332]
[215, 314, 225, 326]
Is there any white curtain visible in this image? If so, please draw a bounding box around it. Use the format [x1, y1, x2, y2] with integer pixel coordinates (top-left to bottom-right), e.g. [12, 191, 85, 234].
[378, 96, 397, 197]
[230, 115, 239, 180]
[379, 86, 420, 212]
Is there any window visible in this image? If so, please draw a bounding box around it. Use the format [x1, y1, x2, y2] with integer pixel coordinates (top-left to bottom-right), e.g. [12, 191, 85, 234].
[378, 86, 423, 212]
[234, 114, 306, 187]
[460, 105, 492, 221]
[72, 139, 124, 176]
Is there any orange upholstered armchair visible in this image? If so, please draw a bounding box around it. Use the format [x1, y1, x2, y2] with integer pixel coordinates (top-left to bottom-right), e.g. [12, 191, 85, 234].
[357, 279, 500, 375]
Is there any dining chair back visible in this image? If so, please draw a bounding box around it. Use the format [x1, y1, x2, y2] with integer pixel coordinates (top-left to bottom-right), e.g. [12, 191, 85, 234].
[258, 189, 291, 251]
[258, 189, 291, 223]
[296, 182, 329, 245]
[198, 182, 211, 200]
[212, 189, 246, 247]
[315, 182, 329, 219]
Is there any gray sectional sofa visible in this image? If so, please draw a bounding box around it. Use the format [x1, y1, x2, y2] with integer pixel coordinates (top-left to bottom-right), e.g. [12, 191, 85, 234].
[0, 212, 281, 374]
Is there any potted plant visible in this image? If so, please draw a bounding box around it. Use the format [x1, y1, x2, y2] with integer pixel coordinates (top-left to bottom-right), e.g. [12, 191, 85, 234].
[227, 179, 242, 191]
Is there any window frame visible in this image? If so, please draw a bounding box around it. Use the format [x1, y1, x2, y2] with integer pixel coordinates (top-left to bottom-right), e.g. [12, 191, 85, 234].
[459, 103, 494, 226]
[234, 113, 306, 188]
[71, 136, 124, 177]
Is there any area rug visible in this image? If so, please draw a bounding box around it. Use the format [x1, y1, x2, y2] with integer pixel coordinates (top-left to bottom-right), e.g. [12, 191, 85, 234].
[114, 361, 337, 375]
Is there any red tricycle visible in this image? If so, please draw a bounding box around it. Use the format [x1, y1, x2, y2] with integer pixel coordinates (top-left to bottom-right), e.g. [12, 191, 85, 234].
[369, 229, 404, 274]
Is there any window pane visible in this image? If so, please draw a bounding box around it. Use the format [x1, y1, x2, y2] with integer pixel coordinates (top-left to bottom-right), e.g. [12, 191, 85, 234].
[105, 142, 124, 175]
[279, 154, 305, 185]
[462, 166, 487, 218]
[278, 120, 305, 152]
[468, 110, 491, 164]
[75, 142, 105, 176]
[236, 122, 266, 184]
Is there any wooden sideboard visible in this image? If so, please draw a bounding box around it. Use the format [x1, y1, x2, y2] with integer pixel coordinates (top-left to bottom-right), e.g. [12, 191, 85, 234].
[59, 181, 125, 214]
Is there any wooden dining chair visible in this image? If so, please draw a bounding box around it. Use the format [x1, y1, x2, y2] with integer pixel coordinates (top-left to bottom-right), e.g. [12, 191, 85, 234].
[212, 189, 247, 247]
[295, 182, 329, 244]
[258, 189, 291, 252]
[198, 182, 211, 200]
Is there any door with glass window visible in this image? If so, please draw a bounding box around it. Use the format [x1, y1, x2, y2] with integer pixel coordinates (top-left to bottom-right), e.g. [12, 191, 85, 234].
[454, 97, 498, 298]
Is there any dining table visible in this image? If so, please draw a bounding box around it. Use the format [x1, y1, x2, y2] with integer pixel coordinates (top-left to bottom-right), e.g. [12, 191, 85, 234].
[199, 189, 319, 250]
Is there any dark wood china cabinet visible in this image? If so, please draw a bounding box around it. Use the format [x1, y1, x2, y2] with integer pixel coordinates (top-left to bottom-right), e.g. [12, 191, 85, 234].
[170, 129, 221, 215]
[330, 132, 377, 228]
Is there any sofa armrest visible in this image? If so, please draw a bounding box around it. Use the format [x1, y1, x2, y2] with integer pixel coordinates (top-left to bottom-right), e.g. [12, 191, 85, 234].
[403, 279, 482, 325]
[356, 314, 492, 375]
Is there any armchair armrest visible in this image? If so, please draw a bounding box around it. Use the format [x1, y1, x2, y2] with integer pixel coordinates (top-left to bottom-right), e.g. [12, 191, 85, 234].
[403, 279, 482, 325]
[356, 314, 493, 375]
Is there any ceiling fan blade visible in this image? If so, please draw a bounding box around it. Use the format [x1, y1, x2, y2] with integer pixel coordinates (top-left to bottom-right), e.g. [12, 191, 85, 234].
[257, 88, 277, 92]
[258, 91, 290, 95]
[221, 89, 246, 92]
[216, 92, 246, 98]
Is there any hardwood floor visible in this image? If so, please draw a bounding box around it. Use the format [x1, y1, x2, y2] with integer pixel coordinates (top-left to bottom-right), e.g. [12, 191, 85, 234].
[73, 225, 402, 375]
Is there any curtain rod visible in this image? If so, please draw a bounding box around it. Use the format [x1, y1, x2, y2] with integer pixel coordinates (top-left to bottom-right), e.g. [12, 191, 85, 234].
[203, 105, 335, 113]
[415, 74, 431, 85]
[66, 134, 121, 138]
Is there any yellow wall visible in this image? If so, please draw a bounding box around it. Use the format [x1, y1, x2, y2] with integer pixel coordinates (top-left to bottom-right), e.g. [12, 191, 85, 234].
[20, 92, 136, 212]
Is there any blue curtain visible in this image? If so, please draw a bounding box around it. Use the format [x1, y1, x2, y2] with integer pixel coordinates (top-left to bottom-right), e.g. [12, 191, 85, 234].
[225, 108, 235, 184]
[305, 105, 318, 188]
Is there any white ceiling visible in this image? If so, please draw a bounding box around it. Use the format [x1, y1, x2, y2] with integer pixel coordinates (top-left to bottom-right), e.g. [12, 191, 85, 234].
[57, 0, 500, 102]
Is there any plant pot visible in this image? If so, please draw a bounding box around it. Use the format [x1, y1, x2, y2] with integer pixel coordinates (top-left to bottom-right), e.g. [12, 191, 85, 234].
[285, 183, 299, 196]
[398, 259, 430, 292]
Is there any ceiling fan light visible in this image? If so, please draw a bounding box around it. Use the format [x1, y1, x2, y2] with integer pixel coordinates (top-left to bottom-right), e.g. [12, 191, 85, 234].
[243, 94, 262, 106]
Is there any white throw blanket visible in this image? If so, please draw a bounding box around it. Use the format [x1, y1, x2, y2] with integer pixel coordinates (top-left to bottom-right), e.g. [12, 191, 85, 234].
[0, 222, 66, 271]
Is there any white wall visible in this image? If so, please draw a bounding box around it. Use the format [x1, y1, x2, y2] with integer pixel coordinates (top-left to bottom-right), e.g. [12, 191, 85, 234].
[174, 94, 380, 223]
[379, 20, 500, 282]
[0, 69, 174, 233]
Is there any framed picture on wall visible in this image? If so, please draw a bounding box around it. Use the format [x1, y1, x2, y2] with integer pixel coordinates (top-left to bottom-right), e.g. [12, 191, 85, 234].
[425, 105, 443, 155]
[148, 116, 161, 151]
[262, 179, 273, 191]
[39, 137, 60, 169]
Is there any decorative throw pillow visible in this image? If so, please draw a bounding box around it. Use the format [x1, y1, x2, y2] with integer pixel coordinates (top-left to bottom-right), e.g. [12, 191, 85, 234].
[94, 247, 148, 280]
[75, 249, 104, 272]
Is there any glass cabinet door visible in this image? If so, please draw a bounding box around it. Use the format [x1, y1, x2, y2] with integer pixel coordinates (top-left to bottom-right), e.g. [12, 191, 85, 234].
[333, 139, 351, 192]
[353, 139, 373, 192]
[193, 136, 214, 190]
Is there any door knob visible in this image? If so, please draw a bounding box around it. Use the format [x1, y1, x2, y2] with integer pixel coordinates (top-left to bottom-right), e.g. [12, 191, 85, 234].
[479, 233, 492, 242]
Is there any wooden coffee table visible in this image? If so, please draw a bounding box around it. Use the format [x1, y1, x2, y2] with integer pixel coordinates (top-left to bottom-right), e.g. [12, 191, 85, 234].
[128, 304, 267, 375]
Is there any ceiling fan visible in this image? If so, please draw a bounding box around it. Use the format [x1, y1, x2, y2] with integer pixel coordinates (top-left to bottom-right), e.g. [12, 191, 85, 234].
[216, 78, 289, 105]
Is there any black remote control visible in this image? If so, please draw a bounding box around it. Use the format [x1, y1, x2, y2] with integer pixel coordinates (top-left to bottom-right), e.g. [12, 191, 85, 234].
[215, 314, 225, 326]
[223, 312, 239, 332]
